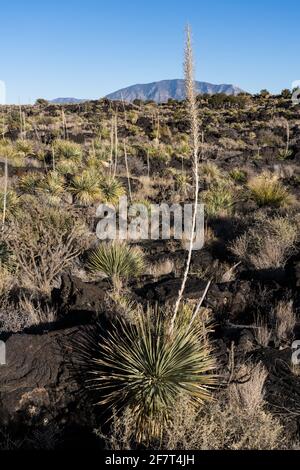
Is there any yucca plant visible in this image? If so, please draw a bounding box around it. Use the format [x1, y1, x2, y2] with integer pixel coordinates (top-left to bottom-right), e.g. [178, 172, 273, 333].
[15, 139, 34, 156]
[0, 142, 23, 167]
[18, 172, 42, 194]
[202, 182, 234, 216]
[56, 159, 78, 175]
[89, 307, 216, 442]
[174, 172, 191, 194]
[248, 172, 291, 207]
[88, 241, 144, 282]
[38, 171, 65, 204]
[100, 177, 125, 206]
[53, 139, 82, 162]
[230, 169, 247, 183]
[0, 190, 20, 219]
[70, 170, 102, 205]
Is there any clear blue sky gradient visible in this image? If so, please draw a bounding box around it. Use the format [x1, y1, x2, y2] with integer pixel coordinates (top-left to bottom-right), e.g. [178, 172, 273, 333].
[1, 0, 299, 103]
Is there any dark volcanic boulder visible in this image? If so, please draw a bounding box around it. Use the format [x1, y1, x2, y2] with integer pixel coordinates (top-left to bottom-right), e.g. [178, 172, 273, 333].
[52, 274, 110, 324]
[0, 326, 94, 429]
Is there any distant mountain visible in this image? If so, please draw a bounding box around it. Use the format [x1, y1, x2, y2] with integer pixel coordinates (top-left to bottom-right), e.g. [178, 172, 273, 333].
[106, 79, 244, 103]
[50, 97, 87, 104]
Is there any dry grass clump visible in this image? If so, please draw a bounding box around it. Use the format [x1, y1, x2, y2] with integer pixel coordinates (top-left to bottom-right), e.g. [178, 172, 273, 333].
[231, 215, 298, 269]
[248, 172, 291, 207]
[99, 362, 284, 450]
[0, 293, 57, 333]
[254, 316, 272, 347]
[199, 162, 222, 183]
[147, 258, 175, 278]
[273, 300, 296, 343]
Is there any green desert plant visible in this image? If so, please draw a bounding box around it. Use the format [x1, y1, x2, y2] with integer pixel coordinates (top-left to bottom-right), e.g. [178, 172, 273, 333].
[15, 139, 34, 156]
[202, 182, 234, 216]
[18, 172, 43, 194]
[230, 169, 247, 183]
[53, 139, 82, 162]
[88, 241, 144, 281]
[100, 177, 125, 206]
[38, 171, 65, 204]
[174, 172, 191, 194]
[0, 190, 20, 219]
[248, 172, 291, 207]
[199, 162, 222, 183]
[70, 170, 102, 205]
[89, 307, 216, 442]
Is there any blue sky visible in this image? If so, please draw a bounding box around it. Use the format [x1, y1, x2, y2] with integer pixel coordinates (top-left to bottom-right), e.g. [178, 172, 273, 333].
[1, 0, 300, 103]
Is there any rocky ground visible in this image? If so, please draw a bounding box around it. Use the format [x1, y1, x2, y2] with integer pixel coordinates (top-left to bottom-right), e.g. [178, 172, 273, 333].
[0, 91, 300, 449]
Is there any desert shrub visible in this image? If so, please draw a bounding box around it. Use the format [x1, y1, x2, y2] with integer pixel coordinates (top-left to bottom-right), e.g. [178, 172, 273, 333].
[0, 142, 24, 166]
[202, 182, 234, 216]
[160, 363, 283, 450]
[56, 159, 78, 175]
[147, 143, 172, 163]
[248, 172, 291, 207]
[88, 140, 112, 163]
[174, 172, 191, 194]
[70, 170, 102, 205]
[99, 177, 125, 206]
[0, 293, 57, 333]
[88, 242, 144, 282]
[53, 139, 82, 162]
[231, 215, 298, 269]
[4, 204, 87, 293]
[258, 129, 283, 147]
[89, 307, 216, 443]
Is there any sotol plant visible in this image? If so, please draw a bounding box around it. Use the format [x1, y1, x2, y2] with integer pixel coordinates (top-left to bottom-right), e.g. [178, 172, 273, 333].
[70, 170, 102, 205]
[88, 241, 144, 281]
[89, 307, 216, 442]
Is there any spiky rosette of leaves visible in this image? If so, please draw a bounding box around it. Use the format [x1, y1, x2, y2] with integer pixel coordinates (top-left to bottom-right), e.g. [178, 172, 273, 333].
[88, 241, 144, 281]
[70, 170, 102, 205]
[99, 177, 125, 206]
[89, 308, 216, 442]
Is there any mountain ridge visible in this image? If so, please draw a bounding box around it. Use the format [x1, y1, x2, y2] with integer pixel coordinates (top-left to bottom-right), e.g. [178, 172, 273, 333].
[50, 79, 244, 104]
[105, 79, 244, 103]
